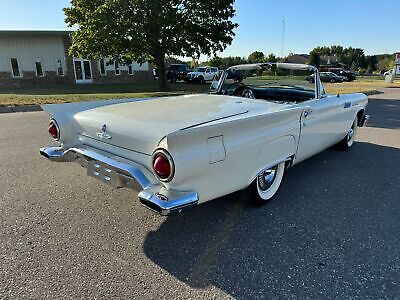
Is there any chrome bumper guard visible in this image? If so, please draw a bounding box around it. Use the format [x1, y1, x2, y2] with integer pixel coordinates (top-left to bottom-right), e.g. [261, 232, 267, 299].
[40, 146, 198, 215]
[138, 187, 198, 216]
[359, 114, 370, 127]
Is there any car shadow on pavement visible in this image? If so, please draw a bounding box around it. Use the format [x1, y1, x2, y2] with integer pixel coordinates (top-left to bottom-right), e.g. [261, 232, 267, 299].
[367, 98, 400, 130]
[143, 142, 400, 299]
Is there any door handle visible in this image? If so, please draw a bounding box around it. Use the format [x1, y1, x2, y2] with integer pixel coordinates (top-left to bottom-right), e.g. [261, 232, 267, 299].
[304, 109, 313, 118]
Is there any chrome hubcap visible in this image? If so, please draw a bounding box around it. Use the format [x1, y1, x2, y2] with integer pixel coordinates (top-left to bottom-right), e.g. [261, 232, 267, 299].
[347, 128, 354, 141]
[258, 167, 278, 191]
[347, 120, 356, 144]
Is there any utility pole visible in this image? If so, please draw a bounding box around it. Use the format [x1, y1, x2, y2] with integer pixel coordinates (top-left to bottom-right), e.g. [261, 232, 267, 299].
[281, 16, 286, 58]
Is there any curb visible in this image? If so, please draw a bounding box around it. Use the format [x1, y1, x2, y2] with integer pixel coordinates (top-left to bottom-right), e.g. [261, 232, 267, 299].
[0, 105, 42, 114]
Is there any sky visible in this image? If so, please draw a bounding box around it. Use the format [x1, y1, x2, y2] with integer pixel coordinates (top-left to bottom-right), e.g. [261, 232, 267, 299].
[0, 0, 399, 58]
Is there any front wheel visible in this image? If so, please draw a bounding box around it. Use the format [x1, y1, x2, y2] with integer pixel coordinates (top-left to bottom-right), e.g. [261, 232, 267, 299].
[250, 162, 285, 204]
[336, 116, 358, 150]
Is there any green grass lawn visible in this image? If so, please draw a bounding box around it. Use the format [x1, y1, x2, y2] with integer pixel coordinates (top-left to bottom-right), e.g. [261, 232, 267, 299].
[0, 78, 399, 106]
[0, 81, 209, 106]
[324, 77, 400, 95]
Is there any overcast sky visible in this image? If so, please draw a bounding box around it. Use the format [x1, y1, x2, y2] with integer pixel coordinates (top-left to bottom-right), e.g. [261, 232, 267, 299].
[0, 0, 398, 58]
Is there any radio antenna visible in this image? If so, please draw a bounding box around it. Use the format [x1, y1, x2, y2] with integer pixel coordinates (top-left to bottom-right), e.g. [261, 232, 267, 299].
[281, 16, 286, 58]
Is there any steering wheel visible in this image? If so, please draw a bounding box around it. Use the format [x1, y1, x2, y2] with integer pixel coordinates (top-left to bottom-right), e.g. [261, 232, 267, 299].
[239, 87, 255, 99]
[223, 81, 245, 95]
[223, 82, 255, 99]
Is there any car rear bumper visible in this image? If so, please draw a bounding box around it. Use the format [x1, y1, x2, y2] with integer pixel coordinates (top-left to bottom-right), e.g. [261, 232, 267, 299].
[40, 146, 199, 215]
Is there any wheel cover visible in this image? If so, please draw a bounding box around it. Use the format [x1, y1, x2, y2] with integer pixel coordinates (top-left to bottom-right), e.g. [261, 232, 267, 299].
[257, 166, 278, 191]
[256, 162, 285, 201]
[347, 119, 357, 147]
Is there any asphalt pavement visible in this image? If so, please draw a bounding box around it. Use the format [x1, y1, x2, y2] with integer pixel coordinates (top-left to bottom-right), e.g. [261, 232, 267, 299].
[0, 89, 399, 299]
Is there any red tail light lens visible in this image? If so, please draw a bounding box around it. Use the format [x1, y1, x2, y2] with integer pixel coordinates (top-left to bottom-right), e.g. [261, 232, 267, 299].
[152, 150, 174, 182]
[48, 120, 59, 141]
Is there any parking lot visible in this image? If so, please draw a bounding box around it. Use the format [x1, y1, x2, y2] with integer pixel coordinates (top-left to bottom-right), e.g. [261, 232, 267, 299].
[0, 89, 399, 299]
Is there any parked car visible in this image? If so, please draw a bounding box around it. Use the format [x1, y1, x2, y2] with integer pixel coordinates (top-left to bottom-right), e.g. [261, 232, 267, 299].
[329, 69, 356, 81]
[40, 63, 369, 216]
[186, 66, 219, 84]
[166, 64, 192, 82]
[307, 72, 343, 83]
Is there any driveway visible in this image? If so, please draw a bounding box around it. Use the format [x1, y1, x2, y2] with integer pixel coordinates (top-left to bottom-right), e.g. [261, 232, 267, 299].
[0, 89, 399, 299]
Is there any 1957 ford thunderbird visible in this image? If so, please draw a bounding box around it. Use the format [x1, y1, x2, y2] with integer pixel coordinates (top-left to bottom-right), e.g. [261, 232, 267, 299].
[40, 63, 369, 215]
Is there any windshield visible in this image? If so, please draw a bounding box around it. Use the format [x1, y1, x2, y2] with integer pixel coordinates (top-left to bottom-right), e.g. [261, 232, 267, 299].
[195, 67, 207, 72]
[212, 64, 316, 93]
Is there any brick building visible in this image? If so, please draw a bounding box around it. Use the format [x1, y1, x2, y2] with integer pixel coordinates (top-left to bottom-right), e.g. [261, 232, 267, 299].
[0, 30, 152, 87]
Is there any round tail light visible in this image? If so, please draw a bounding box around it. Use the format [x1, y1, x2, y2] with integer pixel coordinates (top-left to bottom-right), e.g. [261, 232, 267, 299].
[152, 150, 174, 182]
[48, 120, 60, 141]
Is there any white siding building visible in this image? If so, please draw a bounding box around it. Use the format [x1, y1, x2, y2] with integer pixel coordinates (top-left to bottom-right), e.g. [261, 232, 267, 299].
[0, 31, 151, 87]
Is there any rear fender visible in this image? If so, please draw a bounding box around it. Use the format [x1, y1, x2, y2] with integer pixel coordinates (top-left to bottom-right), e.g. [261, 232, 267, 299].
[249, 135, 297, 185]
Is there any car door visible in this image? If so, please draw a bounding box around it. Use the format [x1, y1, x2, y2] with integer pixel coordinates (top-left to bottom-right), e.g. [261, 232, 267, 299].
[205, 68, 213, 81]
[295, 93, 345, 163]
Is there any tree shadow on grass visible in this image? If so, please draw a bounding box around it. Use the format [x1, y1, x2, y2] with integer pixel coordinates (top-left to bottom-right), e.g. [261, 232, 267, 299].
[143, 142, 400, 299]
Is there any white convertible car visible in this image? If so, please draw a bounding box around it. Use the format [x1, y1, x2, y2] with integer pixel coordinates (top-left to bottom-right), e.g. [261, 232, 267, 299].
[40, 63, 369, 215]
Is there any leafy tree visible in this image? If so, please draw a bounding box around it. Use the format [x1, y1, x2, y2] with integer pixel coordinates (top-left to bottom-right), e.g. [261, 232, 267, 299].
[308, 50, 321, 68]
[248, 51, 265, 63]
[365, 55, 378, 73]
[64, 0, 238, 88]
[208, 56, 223, 69]
[377, 56, 395, 72]
[265, 53, 277, 62]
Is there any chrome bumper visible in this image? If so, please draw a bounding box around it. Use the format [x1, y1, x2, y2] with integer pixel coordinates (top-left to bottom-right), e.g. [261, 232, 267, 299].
[40, 146, 198, 215]
[139, 187, 198, 216]
[359, 114, 370, 127]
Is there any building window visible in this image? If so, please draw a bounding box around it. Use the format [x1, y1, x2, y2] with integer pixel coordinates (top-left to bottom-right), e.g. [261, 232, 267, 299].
[35, 58, 44, 77]
[128, 62, 134, 75]
[56, 59, 64, 76]
[114, 61, 120, 75]
[99, 59, 106, 76]
[10, 58, 22, 77]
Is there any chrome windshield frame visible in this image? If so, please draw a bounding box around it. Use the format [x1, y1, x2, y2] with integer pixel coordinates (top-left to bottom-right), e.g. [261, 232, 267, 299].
[213, 62, 323, 99]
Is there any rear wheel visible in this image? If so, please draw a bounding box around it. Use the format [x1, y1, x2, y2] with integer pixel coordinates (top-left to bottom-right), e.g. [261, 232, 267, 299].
[171, 74, 177, 83]
[330, 78, 336, 83]
[251, 162, 285, 204]
[336, 116, 358, 150]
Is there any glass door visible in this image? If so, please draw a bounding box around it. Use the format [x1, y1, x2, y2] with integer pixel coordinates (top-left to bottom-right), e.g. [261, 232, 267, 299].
[73, 59, 93, 84]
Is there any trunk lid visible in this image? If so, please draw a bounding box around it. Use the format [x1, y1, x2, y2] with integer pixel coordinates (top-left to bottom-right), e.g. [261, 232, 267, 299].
[73, 94, 248, 155]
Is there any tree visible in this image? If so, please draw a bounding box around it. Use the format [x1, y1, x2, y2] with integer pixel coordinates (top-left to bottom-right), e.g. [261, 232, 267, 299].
[308, 50, 321, 68]
[265, 53, 277, 62]
[208, 56, 223, 69]
[365, 55, 378, 73]
[377, 56, 395, 72]
[248, 51, 265, 63]
[64, 0, 238, 88]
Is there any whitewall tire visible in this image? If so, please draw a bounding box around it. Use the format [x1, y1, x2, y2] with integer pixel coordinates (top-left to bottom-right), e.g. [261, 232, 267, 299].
[337, 116, 358, 150]
[252, 162, 285, 203]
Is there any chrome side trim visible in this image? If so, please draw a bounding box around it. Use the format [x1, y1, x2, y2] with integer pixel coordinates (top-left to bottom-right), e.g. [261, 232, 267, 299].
[40, 146, 152, 190]
[138, 186, 199, 216]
